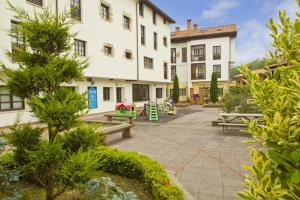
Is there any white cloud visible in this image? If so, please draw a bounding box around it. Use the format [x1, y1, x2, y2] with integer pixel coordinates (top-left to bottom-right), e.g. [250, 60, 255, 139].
[236, 0, 298, 65]
[201, 0, 239, 20]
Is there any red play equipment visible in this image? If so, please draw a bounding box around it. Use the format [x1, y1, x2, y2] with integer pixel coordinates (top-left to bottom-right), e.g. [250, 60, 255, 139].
[115, 103, 131, 111]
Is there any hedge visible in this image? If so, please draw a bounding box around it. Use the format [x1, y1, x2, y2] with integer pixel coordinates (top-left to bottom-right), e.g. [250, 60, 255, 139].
[95, 146, 184, 200]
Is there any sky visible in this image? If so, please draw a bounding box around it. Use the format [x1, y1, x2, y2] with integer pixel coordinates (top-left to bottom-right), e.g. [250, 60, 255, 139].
[151, 0, 298, 65]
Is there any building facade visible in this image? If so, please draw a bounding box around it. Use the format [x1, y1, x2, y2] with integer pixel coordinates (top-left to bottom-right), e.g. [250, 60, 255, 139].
[169, 20, 237, 103]
[0, 0, 175, 127]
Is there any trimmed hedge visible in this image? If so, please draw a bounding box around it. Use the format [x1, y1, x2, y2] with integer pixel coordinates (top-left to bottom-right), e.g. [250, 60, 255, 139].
[95, 146, 184, 200]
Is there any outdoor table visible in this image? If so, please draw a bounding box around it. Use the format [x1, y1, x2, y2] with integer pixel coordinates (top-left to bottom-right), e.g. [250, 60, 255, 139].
[218, 113, 263, 123]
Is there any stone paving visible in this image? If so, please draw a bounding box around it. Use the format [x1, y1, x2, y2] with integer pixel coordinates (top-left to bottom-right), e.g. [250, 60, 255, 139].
[106, 106, 252, 200]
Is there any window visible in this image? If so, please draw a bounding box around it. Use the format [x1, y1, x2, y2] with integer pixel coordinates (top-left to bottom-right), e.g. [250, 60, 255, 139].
[71, 0, 81, 21]
[101, 3, 110, 21]
[213, 46, 221, 60]
[156, 88, 163, 99]
[123, 15, 130, 30]
[154, 32, 157, 50]
[163, 37, 168, 47]
[139, 3, 144, 17]
[191, 63, 206, 80]
[153, 12, 156, 25]
[169, 89, 173, 97]
[182, 47, 187, 63]
[213, 65, 221, 78]
[74, 39, 86, 56]
[191, 45, 205, 61]
[11, 21, 25, 61]
[179, 88, 187, 96]
[125, 50, 132, 60]
[27, 0, 43, 6]
[132, 84, 149, 102]
[0, 86, 24, 111]
[104, 45, 113, 56]
[171, 66, 176, 81]
[103, 87, 110, 101]
[171, 48, 176, 63]
[141, 25, 145, 45]
[144, 57, 153, 69]
[164, 63, 168, 79]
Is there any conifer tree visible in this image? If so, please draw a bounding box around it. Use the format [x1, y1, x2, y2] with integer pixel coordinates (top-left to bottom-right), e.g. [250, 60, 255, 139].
[173, 75, 179, 103]
[210, 72, 219, 103]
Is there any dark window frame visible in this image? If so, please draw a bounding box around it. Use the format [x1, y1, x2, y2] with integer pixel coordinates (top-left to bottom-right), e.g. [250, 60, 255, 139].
[0, 86, 25, 112]
[163, 37, 168, 47]
[171, 65, 176, 81]
[101, 3, 110, 21]
[11, 21, 25, 61]
[125, 50, 132, 59]
[156, 88, 163, 99]
[163, 63, 168, 79]
[139, 3, 144, 17]
[74, 39, 86, 56]
[154, 32, 158, 50]
[144, 57, 153, 69]
[191, 45, 206, 62]
[213, 65, 221, 78]
[104, 45, 112, 56]
[141, 25, 146, 46]
[171, 48, 176, 63]
[179, 88, 187, 96]
[132, 84, 149, 102]
[70, 0, 81, 21]
[152, 11, 157, 25]
[103, 87, 110, 101]
[123, 15, 130, 30]
[213, 46, 221, 60]
[191, 63, 206, 80]
[182, 47, 187, 63]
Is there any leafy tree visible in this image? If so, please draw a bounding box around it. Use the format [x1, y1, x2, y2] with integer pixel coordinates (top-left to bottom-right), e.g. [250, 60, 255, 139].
[1, 3, 98, 200]
[210, 72, 219, 103]
[239, 1, 300, 199]
[173, 75, 179, 103]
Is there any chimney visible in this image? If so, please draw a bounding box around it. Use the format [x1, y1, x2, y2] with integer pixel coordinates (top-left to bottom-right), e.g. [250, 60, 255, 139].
[193, 24, 198, 30]
[187, 19, 192, 31]
[175, 27, 180, 32]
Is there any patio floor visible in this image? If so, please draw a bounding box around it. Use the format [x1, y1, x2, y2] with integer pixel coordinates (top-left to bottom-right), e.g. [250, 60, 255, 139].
[98, 106, 252, 200]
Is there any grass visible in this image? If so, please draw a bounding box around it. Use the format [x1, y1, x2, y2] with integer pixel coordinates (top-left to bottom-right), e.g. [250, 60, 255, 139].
[0, 172, 154, 200]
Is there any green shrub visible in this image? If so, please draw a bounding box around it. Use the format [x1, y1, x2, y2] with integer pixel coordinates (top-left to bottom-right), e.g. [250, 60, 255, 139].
[95, 147, 184, 200]
[220, 92, 236, 113]
[173, 75, 179, 103]
[61, 124, 103, 153]
[0, 152, 19, 170]
[6, 124, 43, 165]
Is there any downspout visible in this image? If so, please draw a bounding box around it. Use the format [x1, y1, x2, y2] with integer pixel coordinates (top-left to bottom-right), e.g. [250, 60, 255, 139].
[135, 0, 139, 81]
[55, 0, 58, 16]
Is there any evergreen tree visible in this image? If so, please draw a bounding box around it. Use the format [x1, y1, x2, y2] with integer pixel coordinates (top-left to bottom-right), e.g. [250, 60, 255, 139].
[1, 3, 98, 200]
[173, 75, 179, 103]
[210, 72, 219, 103]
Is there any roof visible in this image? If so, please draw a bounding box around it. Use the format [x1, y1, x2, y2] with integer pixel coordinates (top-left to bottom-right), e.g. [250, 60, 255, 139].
[140, 0, 176, 24]
[171, 24, 237, 42]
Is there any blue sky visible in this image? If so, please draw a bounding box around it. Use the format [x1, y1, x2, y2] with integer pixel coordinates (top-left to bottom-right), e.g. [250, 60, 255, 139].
[152, 0, 298, 65]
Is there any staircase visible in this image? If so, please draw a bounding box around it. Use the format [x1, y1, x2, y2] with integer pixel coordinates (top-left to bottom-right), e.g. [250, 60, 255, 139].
[149, 102, 158, 121]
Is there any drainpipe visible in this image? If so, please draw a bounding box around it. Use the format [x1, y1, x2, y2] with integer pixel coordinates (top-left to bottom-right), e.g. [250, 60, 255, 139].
[55, 0, 58, 16]
[135, 0, 140, 81]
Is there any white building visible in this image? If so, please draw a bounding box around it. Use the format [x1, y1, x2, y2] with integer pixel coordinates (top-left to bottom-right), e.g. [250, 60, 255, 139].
[0, 0, 175, 127]
[168, 19, 237, 103]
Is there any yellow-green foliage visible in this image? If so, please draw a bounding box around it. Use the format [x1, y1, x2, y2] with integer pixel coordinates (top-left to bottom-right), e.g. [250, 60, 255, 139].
[238, 1, 300, 199]
[95, 146, 184, 200]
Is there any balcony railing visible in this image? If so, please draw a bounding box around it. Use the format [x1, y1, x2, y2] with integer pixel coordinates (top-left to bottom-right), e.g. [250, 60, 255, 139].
[27, 0, 43, 6]
[191, 55, 205, 62]
[191, 73, 206, 80]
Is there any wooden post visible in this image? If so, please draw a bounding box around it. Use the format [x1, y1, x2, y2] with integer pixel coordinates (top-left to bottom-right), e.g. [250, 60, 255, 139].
[102, 135, 107, 145]
[199, 87, 205, 105]
[190, 88, 194, 104]
[122, 128, 131, 138]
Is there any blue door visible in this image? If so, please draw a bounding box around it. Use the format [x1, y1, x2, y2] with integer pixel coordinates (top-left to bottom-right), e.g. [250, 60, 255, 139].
[88, 87, 97, 109]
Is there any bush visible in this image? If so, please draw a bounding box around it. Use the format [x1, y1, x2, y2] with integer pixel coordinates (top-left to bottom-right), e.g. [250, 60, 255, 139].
[61, 124, 103, 153]
[95, 146, 184, 200]
[220, 92, 236, 113]
[0, 152, 19, 170]
[6, 124, 43, 165]
[173, 75, 179, 103]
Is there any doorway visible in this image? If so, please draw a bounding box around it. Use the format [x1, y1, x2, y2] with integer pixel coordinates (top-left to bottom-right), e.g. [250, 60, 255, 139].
[116, 87, 123, 103]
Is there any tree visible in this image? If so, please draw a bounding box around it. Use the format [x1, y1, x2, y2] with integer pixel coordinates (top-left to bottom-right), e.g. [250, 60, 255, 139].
[1, 3, 98, 200]
[210, 72, 219, 103]
[173, 75, 179, 103]
[238, 1, 300, 199]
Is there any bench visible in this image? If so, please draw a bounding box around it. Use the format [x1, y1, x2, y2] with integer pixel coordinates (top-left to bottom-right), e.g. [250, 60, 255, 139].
[101, 122, 135, 145]
[104, 114, 134, 124]
[219, 123, 247, 131]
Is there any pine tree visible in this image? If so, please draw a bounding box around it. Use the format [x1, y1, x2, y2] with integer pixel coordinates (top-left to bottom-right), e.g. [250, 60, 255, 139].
[1, 3, 97, 200]
[173, 75, 179, 103]
[210, 72, 219, 103]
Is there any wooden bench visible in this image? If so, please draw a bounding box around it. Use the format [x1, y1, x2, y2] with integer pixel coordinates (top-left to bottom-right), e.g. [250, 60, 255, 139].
[218, 123, 247, 132]
[104, 114, 134, 124]
[101, 122, 135, 145]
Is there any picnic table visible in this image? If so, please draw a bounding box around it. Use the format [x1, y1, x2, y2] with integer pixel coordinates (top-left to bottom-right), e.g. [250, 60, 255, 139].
[218, 113, 263, 132]
[104, 114, 134, 124]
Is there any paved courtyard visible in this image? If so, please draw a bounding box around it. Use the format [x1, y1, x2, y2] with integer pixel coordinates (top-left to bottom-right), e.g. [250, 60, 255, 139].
[106, 106, 252, 200]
